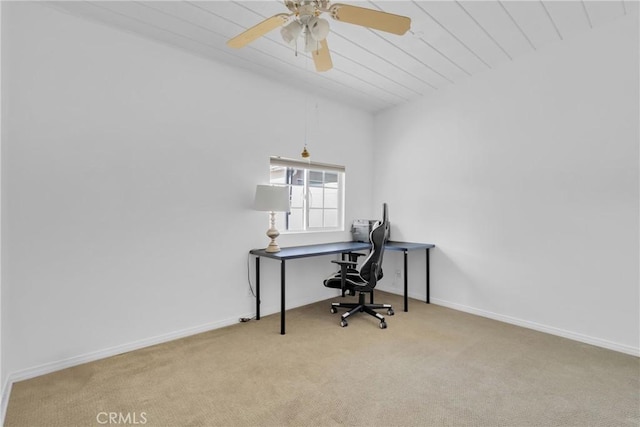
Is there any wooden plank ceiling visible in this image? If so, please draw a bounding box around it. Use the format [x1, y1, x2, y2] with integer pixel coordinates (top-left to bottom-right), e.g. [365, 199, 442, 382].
[48, 1, 636, 113]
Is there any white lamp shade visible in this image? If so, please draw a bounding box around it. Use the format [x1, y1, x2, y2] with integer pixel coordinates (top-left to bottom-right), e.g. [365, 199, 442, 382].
[308, 17, 330, 41]
[280, 20, 303, 45]
[254, 185, 291, 212]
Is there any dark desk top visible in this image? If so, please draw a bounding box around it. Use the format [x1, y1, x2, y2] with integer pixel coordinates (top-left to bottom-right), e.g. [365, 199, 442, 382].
[250, 240, 435, 260]
[250, 241, 370, 260]
[385, 241, 436, 251]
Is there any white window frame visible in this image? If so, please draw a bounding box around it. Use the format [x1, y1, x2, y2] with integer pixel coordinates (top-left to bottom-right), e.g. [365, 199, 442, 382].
[269, 156, 345, 233]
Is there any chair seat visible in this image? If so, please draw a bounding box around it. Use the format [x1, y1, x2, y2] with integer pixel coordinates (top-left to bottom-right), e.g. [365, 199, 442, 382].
[323, 273, 365, 290]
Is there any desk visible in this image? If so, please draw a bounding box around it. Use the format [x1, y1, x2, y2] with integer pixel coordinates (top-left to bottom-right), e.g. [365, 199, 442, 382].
[250, 241, 435, 334]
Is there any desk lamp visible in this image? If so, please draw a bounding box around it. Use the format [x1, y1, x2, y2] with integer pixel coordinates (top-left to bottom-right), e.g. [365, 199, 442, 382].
[254, 185, 290, 253]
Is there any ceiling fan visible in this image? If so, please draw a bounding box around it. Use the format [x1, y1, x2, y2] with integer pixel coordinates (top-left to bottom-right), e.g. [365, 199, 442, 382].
[227, 0, 411, 72]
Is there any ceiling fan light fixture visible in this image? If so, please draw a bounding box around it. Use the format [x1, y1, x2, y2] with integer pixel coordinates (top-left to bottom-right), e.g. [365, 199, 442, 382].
[308, 17, 330, 41]
[303, 27, 318, 52]
[280, 20, 303, 45]
[227, 0, 412, 73]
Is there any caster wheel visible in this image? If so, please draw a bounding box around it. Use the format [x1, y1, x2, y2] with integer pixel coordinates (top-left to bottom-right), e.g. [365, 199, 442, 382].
[330, 307, 337, 314]
[387, 309, 395, 316]
[379, 321, 387, 329]
[340, 320, 348, 328]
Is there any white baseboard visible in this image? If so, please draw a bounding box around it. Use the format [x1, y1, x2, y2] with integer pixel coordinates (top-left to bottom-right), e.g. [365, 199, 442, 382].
[376, 286, 639, 357]
[0, 314, 253, 423]
[432, 297, 639, 357]
[7, 313, 254, 386]
[0, 292, 332, 423]
[2, 290, 636, 424]
[1, 379, 13, 426]
[5, 293, 329, 382]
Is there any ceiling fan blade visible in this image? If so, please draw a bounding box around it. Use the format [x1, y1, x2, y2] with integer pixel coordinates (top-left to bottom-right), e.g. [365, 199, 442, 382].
[329, 4, 410, 35]
[312, 39, 333, 72]
[227, 13, 291, 48]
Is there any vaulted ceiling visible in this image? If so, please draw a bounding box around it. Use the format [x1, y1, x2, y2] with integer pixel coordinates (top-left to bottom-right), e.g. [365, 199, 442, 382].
[48, 1, 637, 113]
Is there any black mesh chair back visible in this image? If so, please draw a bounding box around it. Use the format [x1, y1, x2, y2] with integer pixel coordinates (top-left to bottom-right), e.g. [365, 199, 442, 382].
[358, 203, 388, 286]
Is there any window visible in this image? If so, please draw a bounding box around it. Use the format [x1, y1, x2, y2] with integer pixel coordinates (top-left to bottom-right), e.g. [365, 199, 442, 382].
[269, 156, 345, 232]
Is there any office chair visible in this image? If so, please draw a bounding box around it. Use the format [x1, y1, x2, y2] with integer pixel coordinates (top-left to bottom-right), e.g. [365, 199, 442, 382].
[323, 203, 393, 329]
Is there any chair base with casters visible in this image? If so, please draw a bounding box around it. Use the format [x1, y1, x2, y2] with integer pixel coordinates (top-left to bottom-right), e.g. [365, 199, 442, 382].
[330, 291, 394, 329]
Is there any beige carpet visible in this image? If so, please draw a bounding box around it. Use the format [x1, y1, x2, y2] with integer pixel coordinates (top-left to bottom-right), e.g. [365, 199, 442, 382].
[5, 292, 640, 427]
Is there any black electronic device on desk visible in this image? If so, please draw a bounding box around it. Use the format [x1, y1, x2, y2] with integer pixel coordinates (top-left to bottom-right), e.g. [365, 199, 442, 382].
[351, 219, 390, 242]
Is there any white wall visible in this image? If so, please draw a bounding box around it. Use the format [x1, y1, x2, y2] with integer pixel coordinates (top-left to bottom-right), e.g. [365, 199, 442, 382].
[0, 0, 3, 409]
[1, 2, 374, 383]
[374, 12, 639, 354]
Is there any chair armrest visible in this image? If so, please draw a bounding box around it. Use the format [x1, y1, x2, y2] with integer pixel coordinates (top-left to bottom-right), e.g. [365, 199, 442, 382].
[331, 259, 358, 297]
[346, 252, 366, 260]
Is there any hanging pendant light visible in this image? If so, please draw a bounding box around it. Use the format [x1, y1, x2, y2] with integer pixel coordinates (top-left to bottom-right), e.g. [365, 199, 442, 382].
[301, 145, 310, 162]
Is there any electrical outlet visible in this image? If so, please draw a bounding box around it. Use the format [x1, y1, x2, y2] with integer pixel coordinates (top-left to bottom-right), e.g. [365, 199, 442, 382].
[394, 269, 402, 287]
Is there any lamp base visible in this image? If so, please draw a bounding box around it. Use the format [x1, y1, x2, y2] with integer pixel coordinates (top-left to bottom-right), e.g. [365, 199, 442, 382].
[265, 241, 281, 253]
[265, 214, 281, 252]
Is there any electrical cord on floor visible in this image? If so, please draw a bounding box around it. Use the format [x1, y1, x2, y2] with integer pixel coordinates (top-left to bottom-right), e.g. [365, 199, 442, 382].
[246, 252, 257, 298]
[241, 254, 258, 323]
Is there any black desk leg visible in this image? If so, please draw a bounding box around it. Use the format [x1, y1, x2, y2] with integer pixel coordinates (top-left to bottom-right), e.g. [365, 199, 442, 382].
[404, 250, 408, 312]
[280, 259, 286, 335]
[426, 248, 430, 304]
[256, 257, 261, 320]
